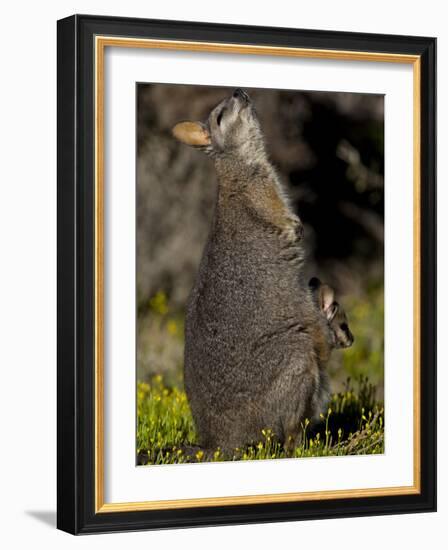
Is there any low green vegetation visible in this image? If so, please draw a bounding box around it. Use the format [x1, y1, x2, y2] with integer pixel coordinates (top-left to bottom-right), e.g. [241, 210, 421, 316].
[339, 285, 384, 390]
[136, 286, 384, 465]
[137, 375, 384, 465]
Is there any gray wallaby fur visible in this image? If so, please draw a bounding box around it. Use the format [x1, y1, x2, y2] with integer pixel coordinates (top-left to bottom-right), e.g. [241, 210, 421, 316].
[172, 89, 350, 454]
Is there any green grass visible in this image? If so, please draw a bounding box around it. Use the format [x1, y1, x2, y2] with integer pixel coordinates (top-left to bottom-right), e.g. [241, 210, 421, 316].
[137, 286, 385, 465]
[338, 286, 384, 389]
[137, 375, 384, 465]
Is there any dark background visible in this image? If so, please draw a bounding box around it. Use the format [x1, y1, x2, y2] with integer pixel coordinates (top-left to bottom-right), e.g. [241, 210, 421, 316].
[136, 84, 384, 394]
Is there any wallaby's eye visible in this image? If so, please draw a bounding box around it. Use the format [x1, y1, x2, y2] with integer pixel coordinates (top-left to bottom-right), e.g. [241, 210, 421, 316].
[340, 322, 348, 332]
[217, 110, 224, 126]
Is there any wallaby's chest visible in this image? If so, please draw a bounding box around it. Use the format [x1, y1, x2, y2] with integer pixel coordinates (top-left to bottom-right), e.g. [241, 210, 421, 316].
[191, 216, 308, 332]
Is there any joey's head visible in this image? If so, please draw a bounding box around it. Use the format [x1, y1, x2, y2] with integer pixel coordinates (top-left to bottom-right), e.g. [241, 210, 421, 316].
[309, 277, 354, 349]
[172, 89, 266, 163]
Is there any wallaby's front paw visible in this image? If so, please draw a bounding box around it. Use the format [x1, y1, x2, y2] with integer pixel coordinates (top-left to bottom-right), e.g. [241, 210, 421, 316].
[288, 215, 304, 242]
[281, 216, 303, 244]
[294, 218, 304, 241]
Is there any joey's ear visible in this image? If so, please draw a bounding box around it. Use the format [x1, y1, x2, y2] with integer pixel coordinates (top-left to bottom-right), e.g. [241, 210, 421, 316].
[172, 121, 211, 147]
[326, 302, 339, 322]
[319, 284, 336, 319]
[319, 284, 334, 310]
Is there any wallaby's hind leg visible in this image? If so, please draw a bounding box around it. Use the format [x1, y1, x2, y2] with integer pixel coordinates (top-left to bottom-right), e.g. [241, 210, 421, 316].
[283, 413, 308, 457]
[282, 374, 317, 457]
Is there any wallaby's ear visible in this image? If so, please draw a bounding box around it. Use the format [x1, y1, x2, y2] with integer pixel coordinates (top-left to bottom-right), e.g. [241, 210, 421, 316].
[319, 284, 334, 310]
[319, 284, 337, 320]
[325, 302, 339, 322]
[172, 121, 211, 147]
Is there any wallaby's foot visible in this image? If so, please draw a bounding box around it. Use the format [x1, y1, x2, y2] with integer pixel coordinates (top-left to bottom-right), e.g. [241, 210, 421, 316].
[284, 437, 297, 458]
[176, 444, 221, 462]
[177, 444, 204, 460]
[283, 428, 303, 458]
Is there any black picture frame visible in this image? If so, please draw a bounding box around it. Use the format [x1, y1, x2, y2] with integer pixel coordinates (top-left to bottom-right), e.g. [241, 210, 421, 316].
[57, 14, 436, 534]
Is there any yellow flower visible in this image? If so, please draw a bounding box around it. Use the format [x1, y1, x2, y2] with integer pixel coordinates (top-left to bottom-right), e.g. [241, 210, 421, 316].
[139, 382, 150, 393]
[149, 291, 169, 315]
[166, 320, 178, 335]
[196, 450, 204, 461]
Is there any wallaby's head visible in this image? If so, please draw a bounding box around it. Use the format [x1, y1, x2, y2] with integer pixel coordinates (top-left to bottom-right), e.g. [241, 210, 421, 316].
[172, 89, 265, 161]
[309, 277, 354, 349]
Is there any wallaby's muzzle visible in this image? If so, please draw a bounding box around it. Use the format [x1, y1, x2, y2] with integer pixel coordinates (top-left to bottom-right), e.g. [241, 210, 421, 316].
[233, 88, 250, 105]
[341, 330, 354, 348]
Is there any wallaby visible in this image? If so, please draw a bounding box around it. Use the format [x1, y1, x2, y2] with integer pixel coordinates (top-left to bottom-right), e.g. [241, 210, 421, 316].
[173, 89, 341, 454]
[309, 277, 354, 349]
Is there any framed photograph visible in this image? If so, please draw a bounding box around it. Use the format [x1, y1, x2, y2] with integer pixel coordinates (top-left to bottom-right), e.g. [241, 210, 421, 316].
[57, 14, 436, 534]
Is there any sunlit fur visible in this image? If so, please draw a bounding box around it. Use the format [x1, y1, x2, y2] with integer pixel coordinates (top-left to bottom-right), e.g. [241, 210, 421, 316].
[173, 89, 340, 453]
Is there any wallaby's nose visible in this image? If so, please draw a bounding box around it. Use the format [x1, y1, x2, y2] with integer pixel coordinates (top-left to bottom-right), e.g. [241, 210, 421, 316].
[233, 88, 249, 102]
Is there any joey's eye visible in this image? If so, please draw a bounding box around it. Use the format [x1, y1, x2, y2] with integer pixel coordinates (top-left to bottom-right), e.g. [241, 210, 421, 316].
[217, 110, 224, 126]
[340, 323, 348, 332]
